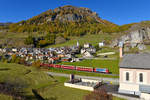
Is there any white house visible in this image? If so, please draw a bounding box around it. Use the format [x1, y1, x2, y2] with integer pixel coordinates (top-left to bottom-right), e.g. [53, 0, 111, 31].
[119, 53, 150, 100]
[83, 51, 93, 58]
[84, 43, 92, 48]
[99, 42, 104, 47]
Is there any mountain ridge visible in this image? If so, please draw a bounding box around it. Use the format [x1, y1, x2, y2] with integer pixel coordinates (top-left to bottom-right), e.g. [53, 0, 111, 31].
[8, 5, 119, 34]
[0, 5, 150, 49]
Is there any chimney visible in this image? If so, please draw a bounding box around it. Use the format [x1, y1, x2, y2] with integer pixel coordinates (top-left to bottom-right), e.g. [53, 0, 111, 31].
[119, 41, 123, 58]
[119, 47, 123, 58]
[77, 41, 79, 47]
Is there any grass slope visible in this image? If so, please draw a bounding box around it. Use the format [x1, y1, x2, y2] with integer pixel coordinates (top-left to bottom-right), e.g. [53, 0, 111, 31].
[0, 62, 89, 100]
[48, 34, 121, 48]
[0, 94, 13, 100]
[0, 62, 124, 100]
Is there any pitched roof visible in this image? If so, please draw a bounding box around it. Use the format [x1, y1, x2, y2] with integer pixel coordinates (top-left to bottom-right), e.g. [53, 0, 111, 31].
[120, 53, 150, 69]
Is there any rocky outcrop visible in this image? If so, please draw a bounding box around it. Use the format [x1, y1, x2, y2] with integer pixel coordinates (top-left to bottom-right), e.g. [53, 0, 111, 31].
[55, 14, 82, 22]
[55, 36, 66, 44]
[30, 5, 112, 24]
[111, 24, 150, 50]
[51, 5, 101, 22]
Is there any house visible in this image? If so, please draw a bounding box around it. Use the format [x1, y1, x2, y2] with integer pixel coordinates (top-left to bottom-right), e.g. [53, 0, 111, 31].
[99, 42, 104, 47]
[58, 54, 65, 58]
[81, 48, 96, 54]
[119, 53, 150, 100]
[12, 48, 17, 52]
[83, 51, 93, 58]
[84, 43, 92, 48]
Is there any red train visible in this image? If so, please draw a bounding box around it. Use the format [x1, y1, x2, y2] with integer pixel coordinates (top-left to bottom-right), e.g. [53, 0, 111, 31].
[40, 63, 109, 74]
[76, 66, 93, 72]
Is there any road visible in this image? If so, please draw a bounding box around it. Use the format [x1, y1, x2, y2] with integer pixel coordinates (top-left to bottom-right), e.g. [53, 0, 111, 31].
[47, 72, 119, 84]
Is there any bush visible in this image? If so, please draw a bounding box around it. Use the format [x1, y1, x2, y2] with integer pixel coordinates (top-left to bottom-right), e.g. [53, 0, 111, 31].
[84, 89, 112, 100]
[24, 35, 35, 45]
[11, 54, 21, 64]
[32, 60, 41, 68]
[38, 40, 49, 47]
[0, 77, 28, 100]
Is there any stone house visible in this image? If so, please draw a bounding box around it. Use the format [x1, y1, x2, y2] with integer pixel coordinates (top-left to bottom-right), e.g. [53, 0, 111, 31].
[119, 53, 150, 100]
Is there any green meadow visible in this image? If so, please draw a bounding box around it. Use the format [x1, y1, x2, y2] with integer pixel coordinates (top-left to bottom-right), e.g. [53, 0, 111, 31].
[0, 62, 124, 100]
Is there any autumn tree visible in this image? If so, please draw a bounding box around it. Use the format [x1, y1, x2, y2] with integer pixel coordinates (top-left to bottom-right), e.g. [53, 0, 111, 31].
[24, 35, 35, 45]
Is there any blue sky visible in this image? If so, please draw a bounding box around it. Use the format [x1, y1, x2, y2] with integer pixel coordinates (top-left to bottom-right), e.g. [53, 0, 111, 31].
[0, 0, 150, 25]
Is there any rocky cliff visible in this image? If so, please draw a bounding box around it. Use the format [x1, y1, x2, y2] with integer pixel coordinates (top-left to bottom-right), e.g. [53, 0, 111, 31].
[111, 22, 150, 50]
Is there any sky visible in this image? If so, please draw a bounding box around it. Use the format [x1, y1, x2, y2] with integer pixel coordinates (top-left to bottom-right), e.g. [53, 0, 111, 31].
[0, 0, 150, 25]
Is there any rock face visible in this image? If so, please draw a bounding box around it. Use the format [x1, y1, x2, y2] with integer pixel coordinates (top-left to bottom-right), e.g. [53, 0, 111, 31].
[28, 5, 111, 24]
[51, 6, 100, 22]
[55, 36, 66, 44]
[111, 24, 150, 49]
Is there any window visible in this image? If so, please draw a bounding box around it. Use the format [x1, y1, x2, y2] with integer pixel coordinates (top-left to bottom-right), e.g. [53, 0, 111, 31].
[139, 73, 143, 82]
[126, 72, 129, 81]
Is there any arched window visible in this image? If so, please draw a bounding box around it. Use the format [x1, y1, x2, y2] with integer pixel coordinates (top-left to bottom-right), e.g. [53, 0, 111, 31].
[139, 73, 143, 82]
[126, 72, 129, 81]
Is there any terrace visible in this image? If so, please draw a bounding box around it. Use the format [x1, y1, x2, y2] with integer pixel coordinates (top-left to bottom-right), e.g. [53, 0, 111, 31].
[64, 75, 102, 91]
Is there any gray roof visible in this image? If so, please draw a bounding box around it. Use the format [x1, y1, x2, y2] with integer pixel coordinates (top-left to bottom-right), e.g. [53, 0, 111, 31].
[120, 53, 150, 69]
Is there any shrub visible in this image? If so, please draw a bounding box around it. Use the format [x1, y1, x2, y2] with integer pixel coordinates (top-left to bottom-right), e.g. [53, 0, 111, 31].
[84, 89, 112, 100]
[32, 60, 41, 68]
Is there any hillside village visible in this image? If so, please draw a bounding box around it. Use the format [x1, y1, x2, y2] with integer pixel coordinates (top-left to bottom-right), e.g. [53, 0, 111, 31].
[0, 40, 150, 100]
[1, 4, 150, 100]
[0, 43, 98, 64]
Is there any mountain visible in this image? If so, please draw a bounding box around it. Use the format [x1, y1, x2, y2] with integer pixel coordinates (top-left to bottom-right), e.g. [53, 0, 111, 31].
[1, 5, 150, 49]
[8, 5, 119, 35]
[19, 5, 113, 25]
[0, 22, 12, 26]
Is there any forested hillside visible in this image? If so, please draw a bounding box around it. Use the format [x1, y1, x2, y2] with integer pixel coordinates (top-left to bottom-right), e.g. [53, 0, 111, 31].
[0, 5, 138, 47]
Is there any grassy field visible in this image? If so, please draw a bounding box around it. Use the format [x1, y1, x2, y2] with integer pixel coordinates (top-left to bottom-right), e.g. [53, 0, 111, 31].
[0, 62, 124, 100]
[0, 62, 88, 100]
[49, 51, 120, 78]
[59, 59, 119, 74]
[0, 32, 44, 47]
[0, 94, 13, 100]
[48, 34, 121, 48]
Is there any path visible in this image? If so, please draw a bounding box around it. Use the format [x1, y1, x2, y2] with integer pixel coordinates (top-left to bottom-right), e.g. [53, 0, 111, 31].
[47, 72, 119, 84]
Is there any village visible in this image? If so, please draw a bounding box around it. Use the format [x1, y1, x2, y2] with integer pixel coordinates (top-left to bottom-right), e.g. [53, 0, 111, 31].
[0, 42, 104, 65]
[0, 40, 150, 100]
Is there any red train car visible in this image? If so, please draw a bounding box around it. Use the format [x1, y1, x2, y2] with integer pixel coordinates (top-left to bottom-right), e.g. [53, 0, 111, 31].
[53, 64, 61, 68]
[76, 66, 93, 72]
[48, 64, 55, 67]
[40, 63, 44, 67]
[61, 65, 76, 70]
